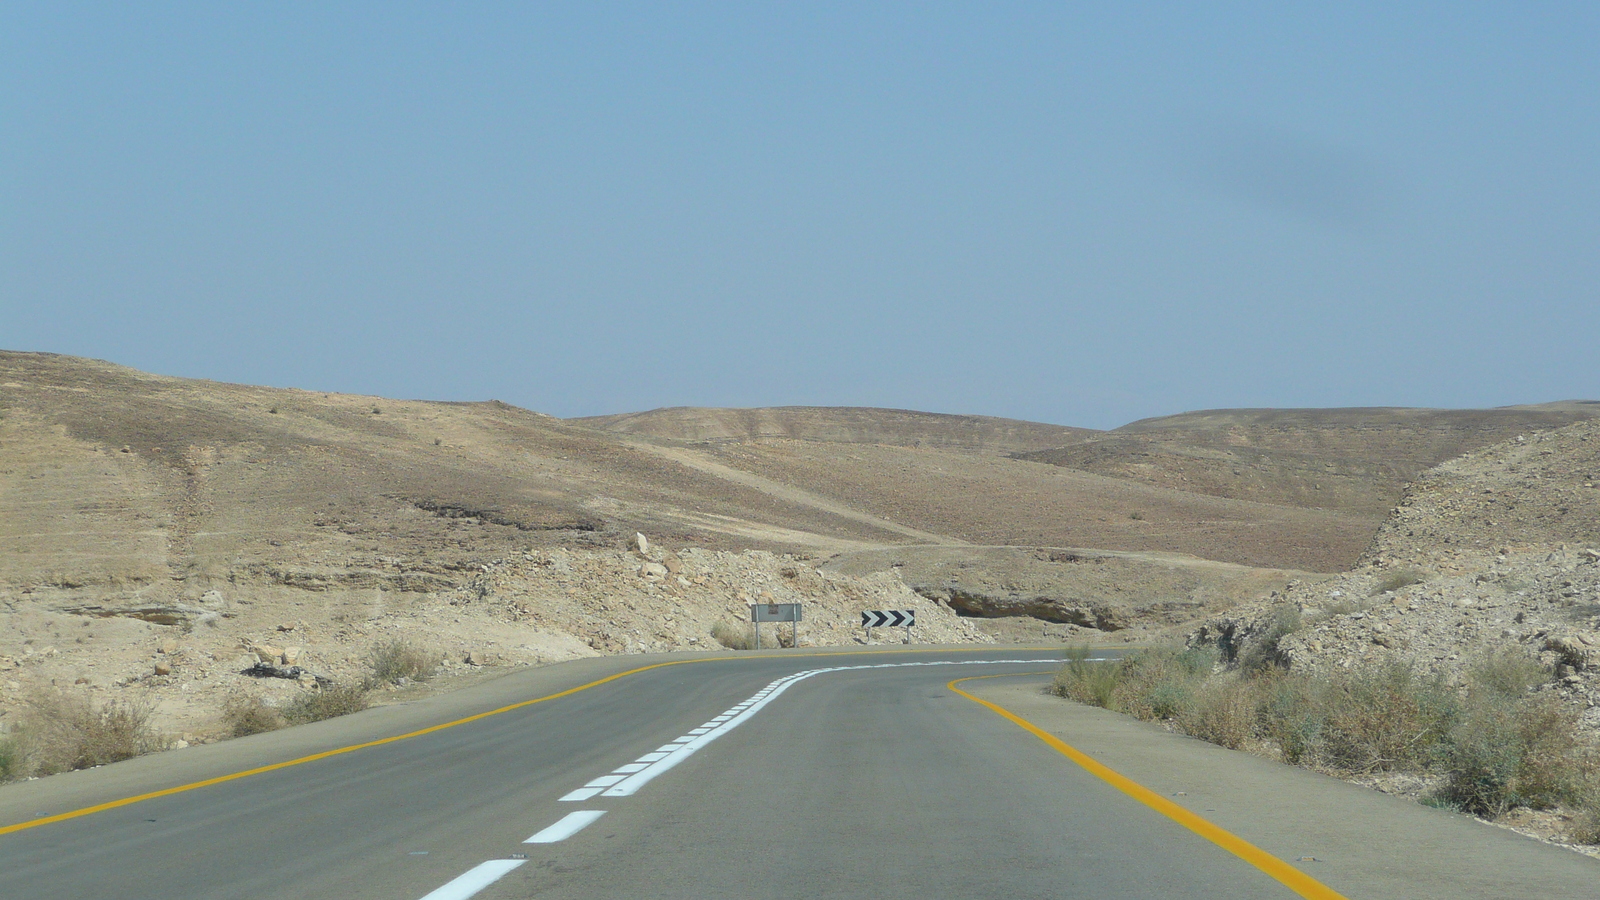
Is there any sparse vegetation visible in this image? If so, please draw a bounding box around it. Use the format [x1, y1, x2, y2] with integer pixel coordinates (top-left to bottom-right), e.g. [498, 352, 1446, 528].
[366, 639, 438, 686]
[1238, 604, 1301, 673]
[711, 621, 759, 650]
[1053, 644, 1600, 841]
[0, 734, 18, 781]
[220, 693, 285, 737]
[3, 689, 167, 779]
[1372, 567, 1426, 595]
[282, 685, 370, 724]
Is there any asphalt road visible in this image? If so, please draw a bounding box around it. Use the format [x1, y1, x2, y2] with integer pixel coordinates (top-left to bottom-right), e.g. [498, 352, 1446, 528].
[3, 646, 1594, 899]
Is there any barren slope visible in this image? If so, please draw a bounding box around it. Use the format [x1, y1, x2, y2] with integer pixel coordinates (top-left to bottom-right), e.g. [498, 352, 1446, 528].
[1193, 420, 1600, 724]
[682, 438, 1373, 572]
[0, 351, 923, 607]
[1017, 405, 1600, 517]
[573, 406, 1096, 454]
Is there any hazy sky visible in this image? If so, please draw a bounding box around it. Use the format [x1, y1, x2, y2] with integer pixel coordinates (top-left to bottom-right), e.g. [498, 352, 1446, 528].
[3, 3, 1596, 428]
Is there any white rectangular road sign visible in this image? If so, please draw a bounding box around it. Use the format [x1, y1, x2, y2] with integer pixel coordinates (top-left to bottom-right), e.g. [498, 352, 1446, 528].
[751, 603, 802, 623]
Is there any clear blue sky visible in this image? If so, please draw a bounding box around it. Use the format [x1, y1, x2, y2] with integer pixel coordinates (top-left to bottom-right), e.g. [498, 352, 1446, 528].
[3, 3, 1596, 428]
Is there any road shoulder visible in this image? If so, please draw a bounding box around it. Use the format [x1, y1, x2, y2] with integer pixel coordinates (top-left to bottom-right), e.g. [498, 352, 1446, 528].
[963, 677, 1600, 900]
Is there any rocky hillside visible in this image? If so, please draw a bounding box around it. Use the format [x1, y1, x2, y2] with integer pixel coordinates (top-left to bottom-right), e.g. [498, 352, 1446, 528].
[1017, 405, 1600, 518]
[1191, 420, 1600, 725]
[0, 537, 989, 735]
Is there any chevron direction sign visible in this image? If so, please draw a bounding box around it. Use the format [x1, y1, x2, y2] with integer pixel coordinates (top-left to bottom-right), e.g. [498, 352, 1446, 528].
[861, 609, 915, 628]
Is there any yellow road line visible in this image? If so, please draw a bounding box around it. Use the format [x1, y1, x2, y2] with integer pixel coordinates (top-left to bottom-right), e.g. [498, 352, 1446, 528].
[0, 645, 1076, 837]
[948, 674, 1348, 900]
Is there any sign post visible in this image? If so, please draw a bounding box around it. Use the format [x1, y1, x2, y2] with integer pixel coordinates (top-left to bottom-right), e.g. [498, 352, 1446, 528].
[750, 602, 802, 649]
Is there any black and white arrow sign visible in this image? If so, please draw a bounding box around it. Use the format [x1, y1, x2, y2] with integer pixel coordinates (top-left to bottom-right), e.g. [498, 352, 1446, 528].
[861, 609, 915, 628]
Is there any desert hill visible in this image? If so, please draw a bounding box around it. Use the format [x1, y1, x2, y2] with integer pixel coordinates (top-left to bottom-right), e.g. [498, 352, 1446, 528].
[1194, 419, 1600, 715]
[1014, 405, 1600, 517]
[3, 350, 1594, 742]
[573, 406, 1097, 454]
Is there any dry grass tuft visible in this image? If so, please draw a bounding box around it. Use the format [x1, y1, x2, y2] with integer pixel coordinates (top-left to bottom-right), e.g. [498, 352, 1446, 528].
[711, 621, 759, 650]
[6, 688, 168, 778]
[220, 693, 285, 737]
[1372, 567, 1426, 595]
[366, 639, 438, 686]
[283, 685, 370, 724]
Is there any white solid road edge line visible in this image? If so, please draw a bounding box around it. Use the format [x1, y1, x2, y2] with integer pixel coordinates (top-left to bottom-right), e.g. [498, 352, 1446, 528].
[417, 859, 526, 900]
[525, 809, 607, 844]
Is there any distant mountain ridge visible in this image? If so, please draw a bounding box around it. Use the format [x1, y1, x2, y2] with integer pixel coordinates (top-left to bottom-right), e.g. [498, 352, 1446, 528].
[571, 405, 1096, 454]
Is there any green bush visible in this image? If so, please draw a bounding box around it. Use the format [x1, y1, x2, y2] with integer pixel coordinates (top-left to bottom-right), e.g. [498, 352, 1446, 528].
[283, 685, 370, 724]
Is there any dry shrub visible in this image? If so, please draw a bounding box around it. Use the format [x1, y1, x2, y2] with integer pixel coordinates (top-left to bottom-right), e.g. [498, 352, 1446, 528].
[0, 735, 18, 782]
[1571, 782, 1600, 844]
[1051, 645, 1122, 708]
[1467, 647, 1549, 700]
[1372, 568, 1426, 595]
[1317, 659, 1454, 774]
[1176, 676, 1260, 750]
[1239, 604, 1302, 673]
[1067, 637, 1600, 828]
[220, 693, 285, 737]
[283, 685, 370, 724]
[367, 639, 437, 686]
[711, 621, 758, 651]
[1255, 672, 1329, 764]
[1052, 645, 1214, 718]
[1435, 691, 1588, 817]
[10, 689, 167, 777]
[1111, 646, 1212, 720]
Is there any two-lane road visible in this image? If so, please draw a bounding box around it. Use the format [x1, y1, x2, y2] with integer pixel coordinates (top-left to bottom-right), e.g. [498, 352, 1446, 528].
[7, 645, 1564, 899]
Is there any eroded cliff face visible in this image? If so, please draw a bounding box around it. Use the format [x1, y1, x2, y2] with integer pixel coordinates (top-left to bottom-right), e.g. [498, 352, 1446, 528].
[1191, 421, 1600, 726]
[825, 544, 1308, 638]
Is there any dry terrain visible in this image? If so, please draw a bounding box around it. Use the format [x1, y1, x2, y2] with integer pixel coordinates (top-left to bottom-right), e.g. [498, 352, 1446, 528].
[1181, 421, 1600, 849]
[1018, 405, 1600, 517]
[2, 349, 1595, 752]
[1195, 419, 1600, 706]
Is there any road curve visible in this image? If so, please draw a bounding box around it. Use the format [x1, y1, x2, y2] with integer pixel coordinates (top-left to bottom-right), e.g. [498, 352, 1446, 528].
[4, 645, 1585, 899]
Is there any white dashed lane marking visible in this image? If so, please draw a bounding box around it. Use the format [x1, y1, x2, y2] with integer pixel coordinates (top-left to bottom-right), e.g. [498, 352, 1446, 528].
[417, 859, 526, 900]
[560, 658, 1065, 801]
[416, 656, 1084, 898]
[525, 810, 607, 844]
